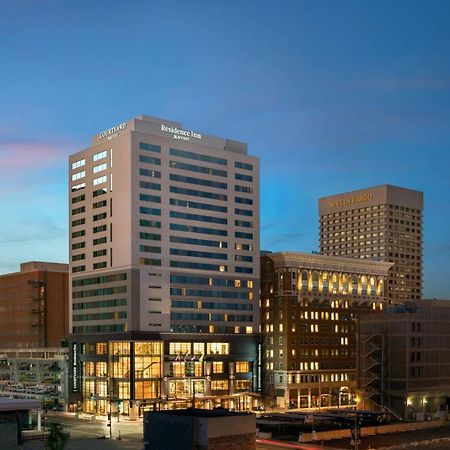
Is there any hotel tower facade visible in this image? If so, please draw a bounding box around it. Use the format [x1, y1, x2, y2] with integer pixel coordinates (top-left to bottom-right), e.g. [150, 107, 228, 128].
[68, 116, 261, 416]
[319, 185, 423, 303]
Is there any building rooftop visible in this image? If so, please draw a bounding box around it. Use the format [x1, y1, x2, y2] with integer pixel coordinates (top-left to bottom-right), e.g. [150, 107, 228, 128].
[146, 407, 251, 418]
[266, 251, 393, 276]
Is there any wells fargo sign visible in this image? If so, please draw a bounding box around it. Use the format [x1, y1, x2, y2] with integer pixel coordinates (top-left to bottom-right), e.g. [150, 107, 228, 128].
[330, 193, 373, 207]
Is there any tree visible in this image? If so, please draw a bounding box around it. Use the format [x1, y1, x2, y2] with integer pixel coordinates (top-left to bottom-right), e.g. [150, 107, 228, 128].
[45, 422, 68, 450]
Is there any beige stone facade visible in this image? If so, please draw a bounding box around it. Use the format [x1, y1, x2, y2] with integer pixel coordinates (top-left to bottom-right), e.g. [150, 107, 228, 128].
[69, 115, 260, 335]
[319, 184, 423, 303]
[260, 251, 391, 409]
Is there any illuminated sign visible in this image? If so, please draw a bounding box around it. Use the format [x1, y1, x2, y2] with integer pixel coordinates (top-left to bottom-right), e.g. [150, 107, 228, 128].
[72, 343, 78, 393]
[257, 343, 262, 392]
[330, 193, 373, 207]
[161, 124, 202, 142]
[99, 122, 127, 140]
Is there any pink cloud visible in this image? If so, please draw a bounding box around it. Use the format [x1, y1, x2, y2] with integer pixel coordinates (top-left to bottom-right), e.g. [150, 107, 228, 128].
[0, 141, 68, 170]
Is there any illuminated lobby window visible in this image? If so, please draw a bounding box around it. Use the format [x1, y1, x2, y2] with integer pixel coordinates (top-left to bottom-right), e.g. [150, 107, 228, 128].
[206, 343, 230, 355]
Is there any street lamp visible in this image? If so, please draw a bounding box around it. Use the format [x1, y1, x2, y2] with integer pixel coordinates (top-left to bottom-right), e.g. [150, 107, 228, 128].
[106, 376, 112, 439]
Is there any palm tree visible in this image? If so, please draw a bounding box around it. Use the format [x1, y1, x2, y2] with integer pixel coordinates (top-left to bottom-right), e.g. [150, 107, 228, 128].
[45, 422, 69, 450]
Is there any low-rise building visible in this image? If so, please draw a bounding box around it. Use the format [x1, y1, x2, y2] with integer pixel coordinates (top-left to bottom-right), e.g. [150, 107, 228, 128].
[358, 299, 450, 419]
[0, 261, 69, 348]
[144, 408, 256, 450]
[68, 332, 261, 418]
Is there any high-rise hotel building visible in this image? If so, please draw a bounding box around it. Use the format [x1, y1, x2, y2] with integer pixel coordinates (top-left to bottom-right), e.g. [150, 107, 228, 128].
[68, 116, 260, 415]
[319, 185, 423, 303]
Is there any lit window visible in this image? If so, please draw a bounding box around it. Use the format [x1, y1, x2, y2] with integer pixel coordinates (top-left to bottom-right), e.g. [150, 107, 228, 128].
[93, 175, 107, 186]
[93, 162, 107, 174]
[72, 159, 85, 170]
[72, 170, 85, 181]
[93, 150, 107, 162]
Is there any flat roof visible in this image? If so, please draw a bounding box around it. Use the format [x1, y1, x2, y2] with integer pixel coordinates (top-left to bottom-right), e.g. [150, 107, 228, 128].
[146, 407, 251, 418]
[0, 397, 41, 411]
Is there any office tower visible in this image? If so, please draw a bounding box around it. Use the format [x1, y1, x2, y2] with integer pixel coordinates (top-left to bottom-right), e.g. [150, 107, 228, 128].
[68, 116, 260, 415]
[260, 252, 391, 409]
[319, 185, 423, 303]
[0, 261, 69, 348]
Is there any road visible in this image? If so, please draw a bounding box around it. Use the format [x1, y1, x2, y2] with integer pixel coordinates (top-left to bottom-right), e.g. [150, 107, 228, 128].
[21, 412, 450, 450]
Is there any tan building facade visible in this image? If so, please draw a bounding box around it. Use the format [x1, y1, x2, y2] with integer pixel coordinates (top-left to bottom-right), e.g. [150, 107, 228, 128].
[69, 115, 259, 335]
[261, 252, 391, 409]
[319, 184, 423, 303]
[0, 262, 69, 348]
[68, 116, 261, 416]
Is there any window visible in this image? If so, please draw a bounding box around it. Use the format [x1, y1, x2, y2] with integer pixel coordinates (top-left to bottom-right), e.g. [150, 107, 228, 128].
[235, 161, 253, 171]
[93, 150, 107, 161]
[140, 168, 161, 178]
[93, 163, 107, 174]
[170, 160, 227, 177]
[72, 230, 85, 238]
[140, 142, 161, 153]
[235, 220, 253, 228]
[72, 159, 85, 170]
[235, 173, 253, 182]
[170, 186, 227, 201]
[93, 188, 107, 197]
[93, 237, 107, 245]
[235, 208, 253, 216]
[72, 218, 85, 227]
[235, 361, 249, 373]
[71, 183, 85, 192]
[169, 342, 191, 354]
[140, 258, 161, 266]
[93, 224, 107, 233]
[93, 175, 107, 186]
[206, 343, 230, 355]
[140, 245, 161, 254]
[93, 261, 107, 270]
[93, 212, 107, 221]
[72, 206, 85, 215]
[140, 181, 161, 191]
[140, 155, 161, 165]
[72, 171, 85, 181]
[235, 185, 253, 194]
[170, 174, 227, 190]
[93, 200, 107, 209]
[140, 194, 161, 203]
[235, 196, 253, 205]
[72, 194, 85, 204]
[212, 362, 223, 373]
[169, 148, 226, 165]
[235, 231, 253, 239]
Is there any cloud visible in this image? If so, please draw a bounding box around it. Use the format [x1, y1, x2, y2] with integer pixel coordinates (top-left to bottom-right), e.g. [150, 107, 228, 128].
[0, 140, 66, 172]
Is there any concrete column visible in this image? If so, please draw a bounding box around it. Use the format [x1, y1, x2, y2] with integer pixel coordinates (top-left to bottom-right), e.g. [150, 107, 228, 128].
[308, 389, 311, 408]
[37, 410, 42, 431]
[129, 402, 138, 421]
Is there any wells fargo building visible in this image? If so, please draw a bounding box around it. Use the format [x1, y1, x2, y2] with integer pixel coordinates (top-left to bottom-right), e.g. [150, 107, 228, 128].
[319, 185, 423, 303]
[68, 115, 261, 416]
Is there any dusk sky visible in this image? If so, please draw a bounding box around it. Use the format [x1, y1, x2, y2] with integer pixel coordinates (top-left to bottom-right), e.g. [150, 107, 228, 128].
[1, 0, 449, 298]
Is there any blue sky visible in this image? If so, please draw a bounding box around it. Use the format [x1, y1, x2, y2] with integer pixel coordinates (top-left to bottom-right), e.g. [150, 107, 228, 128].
[0, 0, 449, 297]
